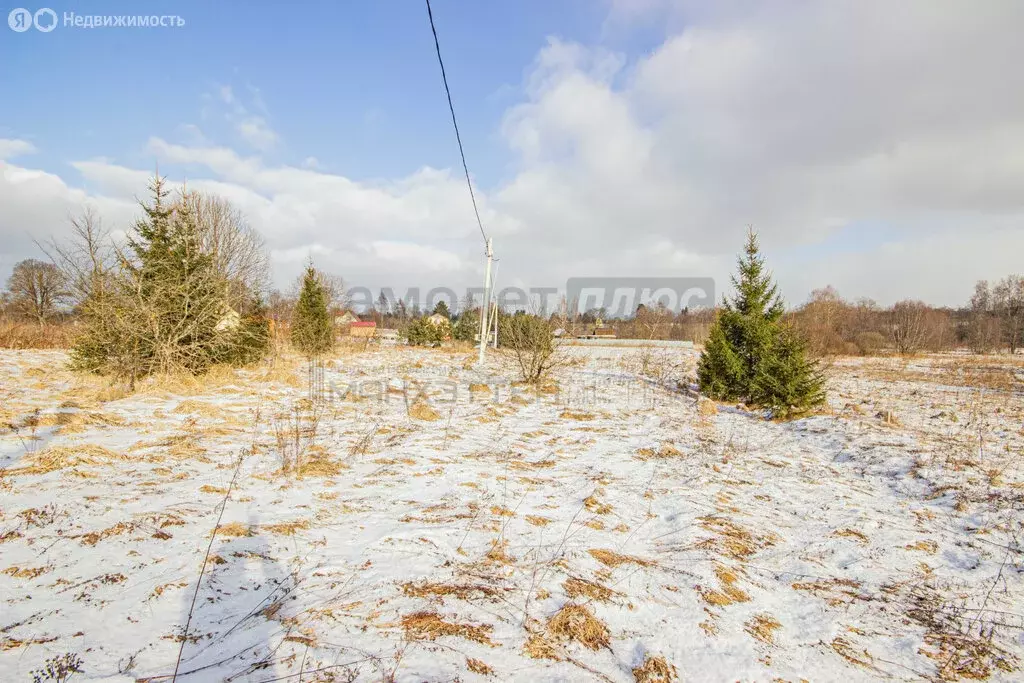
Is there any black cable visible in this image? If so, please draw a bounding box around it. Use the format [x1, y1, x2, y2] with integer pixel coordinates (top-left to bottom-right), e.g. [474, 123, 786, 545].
[424, 0, 488, 245]
[172, 449, 246, 682]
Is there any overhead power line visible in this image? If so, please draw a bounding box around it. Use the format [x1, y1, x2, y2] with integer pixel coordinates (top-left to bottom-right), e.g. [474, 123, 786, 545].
[424, 0, 488, 245]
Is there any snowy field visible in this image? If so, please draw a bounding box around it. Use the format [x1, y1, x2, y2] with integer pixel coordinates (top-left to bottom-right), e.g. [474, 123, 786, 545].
[1, 345, 1022, 682]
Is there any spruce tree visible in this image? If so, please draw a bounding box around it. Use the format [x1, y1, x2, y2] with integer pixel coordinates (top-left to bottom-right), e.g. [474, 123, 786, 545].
[291, 265, 333, 357]
[698, 229, 825, 416]
[73, 176, 226, 379]
[750, 324, 825, 415]
[432, 300, 451, 319]
[453, 308, 479, 341]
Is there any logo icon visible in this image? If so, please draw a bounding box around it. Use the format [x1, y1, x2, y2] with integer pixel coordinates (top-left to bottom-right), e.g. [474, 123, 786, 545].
[8, 7, 32, 31]
[34, 7, 56, 32]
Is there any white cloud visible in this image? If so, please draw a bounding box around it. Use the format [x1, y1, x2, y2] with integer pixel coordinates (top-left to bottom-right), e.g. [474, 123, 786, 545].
[236, 117, 278, 151]
[3, 2, 1024, 307]
[368, 241, 464, 272]
[0, 139, 37, 160]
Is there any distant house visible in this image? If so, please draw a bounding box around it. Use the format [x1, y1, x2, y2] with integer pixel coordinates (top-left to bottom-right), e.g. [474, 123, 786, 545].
[335, 310, 359, 326]
[578, 325, 616, 340]
[215, 307, 241, 333]
[376, 328, 400, 342]
[349, 320, 377, 338]
[426, 313, 449, 327]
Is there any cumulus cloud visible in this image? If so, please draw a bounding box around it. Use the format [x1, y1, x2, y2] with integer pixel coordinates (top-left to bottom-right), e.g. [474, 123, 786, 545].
[492, 0, 1024, 304]
[2, 1, 1023, 306]
[236, 117, 278, 152]
[0, 139, 37, 160]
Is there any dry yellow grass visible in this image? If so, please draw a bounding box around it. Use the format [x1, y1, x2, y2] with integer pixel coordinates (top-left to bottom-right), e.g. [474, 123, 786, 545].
[508, 458, 556, 471]
[698, 563, 751, 607]
[1, 636, 58, 651]
[523, 632, 562, 660]
[466, 657, 494, 675]
[635, 444, 682, 460]
[200, 484, 228, 495]
[297, 453, 349, 477]
[563, 576, 614, 602]
[559, 410, 595, 421]
[547, 603, 610, 650]
[584, 492, 613, 514]
[526, 515, 551, 526]
[485, 539, 515, 565]
[588, 548, 653, 568]
[633, 655, 678, 683]
[905, 539, 938, 553]
[699, 515, 775, 559]
[409, 401, 442, 421]
[173, 399, 226, 418]
[401, 582, 499, 600]
[2, 565, 49, 580]
[80, 521, 136, 546]
[14, 444, 128, 475]
[216, 522, 254, 538]
[831, 636, 875, 668]
[401, 611, 495, 646]
[262, 519, 310, 536]
[37, 409, 125, 434]
[862, 357, 1023, 393]
[832, 528, 870, 545]
[149, 580, 189, 600]
[745, 613, 782, 644]
[697, 398, 718, 417]
[260, 358, 304, 388]
[163, 434, 208, 460]
[791, 578, 862, 607]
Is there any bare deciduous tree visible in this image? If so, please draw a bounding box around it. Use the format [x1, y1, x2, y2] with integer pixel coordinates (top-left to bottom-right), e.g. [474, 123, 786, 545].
[968, 280, 1000, 353]
[43, 206, 112, 310]
[992, 275, 1024, 354]
[180, 191, 269, 308]
[889, 299, 929, 355]
[4, 258, 68, 325]
[794, 285, 847, 355]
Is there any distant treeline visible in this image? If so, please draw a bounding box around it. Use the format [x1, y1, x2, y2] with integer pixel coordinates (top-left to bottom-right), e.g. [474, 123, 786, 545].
[2, 194, 1021, 358]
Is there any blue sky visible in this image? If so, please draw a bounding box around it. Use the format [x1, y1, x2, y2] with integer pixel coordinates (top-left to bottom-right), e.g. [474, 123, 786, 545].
[3, 0, 650, 188]
[2, 1, 1023, 307]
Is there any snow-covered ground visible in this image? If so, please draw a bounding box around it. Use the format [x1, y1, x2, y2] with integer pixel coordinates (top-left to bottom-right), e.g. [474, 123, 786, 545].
[1, 346, 1022, 682]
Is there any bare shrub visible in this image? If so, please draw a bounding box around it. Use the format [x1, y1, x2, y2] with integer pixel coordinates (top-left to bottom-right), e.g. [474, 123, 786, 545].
[853, 330, 887, 356]
[272, 400, 324, 476]
[0, 320, 74, 349]
[30, 652, 83, 683]
[499, 313, 567, 383]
